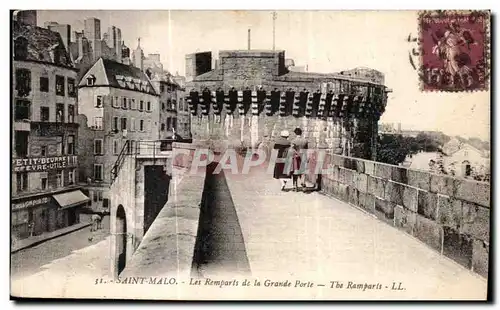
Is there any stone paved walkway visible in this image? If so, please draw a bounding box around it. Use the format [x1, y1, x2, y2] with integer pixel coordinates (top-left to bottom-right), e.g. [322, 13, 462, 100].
[224, 164, 488, 300]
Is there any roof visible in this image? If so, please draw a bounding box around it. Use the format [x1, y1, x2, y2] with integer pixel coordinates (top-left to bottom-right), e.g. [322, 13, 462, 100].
[12, 20, 73, 68]
[79, 58, 158, 96]
[193, 69, 223, 81]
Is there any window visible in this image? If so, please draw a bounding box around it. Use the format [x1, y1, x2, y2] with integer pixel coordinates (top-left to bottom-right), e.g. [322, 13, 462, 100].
[68, 169, 75, 185]
[166, 117, 171, 130]
[98, 191, 103, 201]
[162, 102, 165, 110]
[160, 84, 165, 93]
[41, 174, 48, 190]
[55, 75, 65, 96]
[130, 118, 136, 131]
[67, 135, 75, 155]
[40, 107, 49, 122]
[464, 150, 469, 157]
[465, 164, 472, 177]
[67, 78, 76, 97]
[167, 99, 172, 110]
[113, 140, 120, 155]
[140, 119, 144, 131]
[111, 96, 119, 108]
[14, 37, 28, 60]
[146, 101, 151, 111]
[93, 116, 103, 130]
[16, 172, 28, 193]
[15, 100, 30, 121]
[172, 99, 177, 110]
[161, 123, 165, 131]
[173, 118, 177, 130]
[15, 68, 31, 97]
[94, 139, 103, 155]
[68, 105, 75, 123]
[86, 75, 95, 86]
[56, 103, 64, 123]
[131, 99, 136, 110]
[15, 131, 29, 157]
[57, 140, 63, 155]
[93, 164, 103, 181]
[139, 100, 144, 111]
[121, 118, 127, 130]
[39, 77, 49, 92]
[93, 191, 98, 202]
[41, 145, 47, 156]
[56, 170, 63, 188]
[95, 96, 103, 108]
[122, 97, 127, 109]
[113, 117, 119, 131]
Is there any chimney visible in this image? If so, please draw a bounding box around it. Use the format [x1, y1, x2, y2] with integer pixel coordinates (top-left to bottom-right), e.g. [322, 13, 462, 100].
[248, 29, 251, 50]
[76, 31, 84, 60]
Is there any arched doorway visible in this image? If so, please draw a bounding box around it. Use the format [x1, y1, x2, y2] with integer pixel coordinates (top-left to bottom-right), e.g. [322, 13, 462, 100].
[115, 205, 127, 276]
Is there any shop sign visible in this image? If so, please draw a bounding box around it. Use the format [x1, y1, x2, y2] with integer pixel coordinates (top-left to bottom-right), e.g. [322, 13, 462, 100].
[12, 196, 49, 211]
[12, 156, 78, 172]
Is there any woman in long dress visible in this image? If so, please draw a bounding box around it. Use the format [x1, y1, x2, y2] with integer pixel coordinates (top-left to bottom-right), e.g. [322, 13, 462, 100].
[273, 130, 292, 190]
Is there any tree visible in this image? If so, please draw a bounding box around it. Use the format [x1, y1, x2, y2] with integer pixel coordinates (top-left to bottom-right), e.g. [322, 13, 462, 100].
[376, 134, 415, 165]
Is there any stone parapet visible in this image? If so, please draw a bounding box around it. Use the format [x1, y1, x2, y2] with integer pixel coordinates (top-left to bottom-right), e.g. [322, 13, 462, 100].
[307, 152, 490, 278]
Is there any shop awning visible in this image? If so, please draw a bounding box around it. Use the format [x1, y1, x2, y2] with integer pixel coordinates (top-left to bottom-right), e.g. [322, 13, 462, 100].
[53, 190, 90, 210]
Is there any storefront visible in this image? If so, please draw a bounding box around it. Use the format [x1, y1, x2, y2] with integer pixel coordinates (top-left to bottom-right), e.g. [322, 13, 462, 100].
[11, 189, 90, 240]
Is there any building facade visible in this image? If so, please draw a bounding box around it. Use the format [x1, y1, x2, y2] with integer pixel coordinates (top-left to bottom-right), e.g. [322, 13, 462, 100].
[185, 50, 389, 159]
[173, 73, 191, 139]
[12, 18, 90, 241]
[77, 57, 160, 211]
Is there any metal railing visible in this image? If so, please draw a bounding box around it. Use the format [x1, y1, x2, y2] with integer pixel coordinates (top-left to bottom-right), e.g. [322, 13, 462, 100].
[109, 139, 175, 186]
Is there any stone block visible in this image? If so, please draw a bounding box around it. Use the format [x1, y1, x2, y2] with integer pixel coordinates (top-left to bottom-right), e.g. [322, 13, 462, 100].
[384, 181, 404, 205]
[344, 169, 355, 188]
[390, 166, 407, 184]
[342, 157, 352, 170]
[455, 179, 490, 208]
[367, 176, 386, 198]
[331, 154, 343, 167]
[413, 214, 443, 252]
[359, 192, 375, 214]
[374, 163, 392, 180]
[402, 186, 418, 212]
[442, 226, 473, 269]
[472, 239, 489, 278]
[394, 205, 416, 235]
[437, 196, 462, 229]
[407, 170, 431, 191]
[355, 173, 368, 193]
[461, 202, 490, 242]
[338, 183, 349, 202]
[417, 190, 438, 220]
[355, 160, 365, 173]
[430, 174, 458, 197]
[375, 198, 395, 225]
[364, 161, 375, 176]
[332, 165, 340, 181]
[349, 187, 359, 206]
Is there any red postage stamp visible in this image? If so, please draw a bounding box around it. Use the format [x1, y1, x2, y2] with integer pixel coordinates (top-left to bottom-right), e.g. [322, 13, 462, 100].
[419, 10, 490, 92]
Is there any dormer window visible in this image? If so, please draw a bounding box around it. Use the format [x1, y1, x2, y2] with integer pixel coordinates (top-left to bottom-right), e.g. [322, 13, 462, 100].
[86, 75, 96, 86]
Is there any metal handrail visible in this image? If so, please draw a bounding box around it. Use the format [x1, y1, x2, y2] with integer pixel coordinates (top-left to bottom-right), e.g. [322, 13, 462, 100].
[110, 140, 131, 185]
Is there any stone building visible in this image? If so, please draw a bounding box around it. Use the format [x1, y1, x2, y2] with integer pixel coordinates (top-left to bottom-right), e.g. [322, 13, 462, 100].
[173, 73, 190, 139]
[12, 17, 90, 240]
[77, 57, 160, 212]
[185, 50, 389, 159]
[141, 48, 190, 140]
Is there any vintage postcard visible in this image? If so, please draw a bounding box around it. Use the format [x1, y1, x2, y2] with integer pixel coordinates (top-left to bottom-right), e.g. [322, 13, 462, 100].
[10, 10, 490, 300]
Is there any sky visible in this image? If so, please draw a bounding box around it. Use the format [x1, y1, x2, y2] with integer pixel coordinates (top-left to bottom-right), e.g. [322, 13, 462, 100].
[36, 10, 491, 141]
